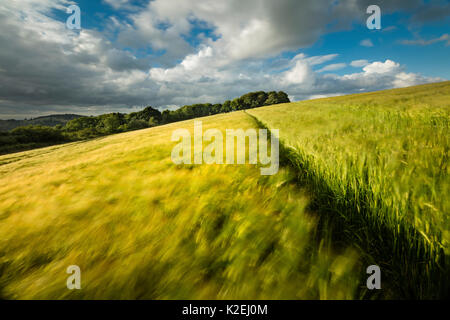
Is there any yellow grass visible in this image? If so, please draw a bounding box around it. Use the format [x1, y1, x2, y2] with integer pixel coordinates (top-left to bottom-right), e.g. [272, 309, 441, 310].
[0, 112, 359, 299]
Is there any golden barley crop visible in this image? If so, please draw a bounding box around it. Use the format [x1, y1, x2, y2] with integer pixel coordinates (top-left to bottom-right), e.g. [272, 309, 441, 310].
[0, 112, 359, 299]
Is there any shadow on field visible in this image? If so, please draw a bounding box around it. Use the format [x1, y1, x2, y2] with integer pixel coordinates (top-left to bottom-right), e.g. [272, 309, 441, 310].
[247, 111, 449, 300]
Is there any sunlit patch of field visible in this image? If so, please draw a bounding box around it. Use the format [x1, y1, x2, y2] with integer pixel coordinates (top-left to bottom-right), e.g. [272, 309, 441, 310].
[248, 81, 450, 299]
[0, 112, 359, 299]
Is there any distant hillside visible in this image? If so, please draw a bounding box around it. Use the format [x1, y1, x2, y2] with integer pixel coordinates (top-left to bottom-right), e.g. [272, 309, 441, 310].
[0, 114, 84, 132]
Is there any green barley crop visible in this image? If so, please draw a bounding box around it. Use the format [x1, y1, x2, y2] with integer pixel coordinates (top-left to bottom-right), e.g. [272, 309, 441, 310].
[248, 81, 450, 299]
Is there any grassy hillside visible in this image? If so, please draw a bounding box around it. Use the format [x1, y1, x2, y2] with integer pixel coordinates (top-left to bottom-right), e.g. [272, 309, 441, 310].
[1, 82, 448, 300]
[0, 112, 359, 299]
[248, 81, 450, 299]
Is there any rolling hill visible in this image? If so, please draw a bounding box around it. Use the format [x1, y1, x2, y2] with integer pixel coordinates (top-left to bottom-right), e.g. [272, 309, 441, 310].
[0, 114, 84, 132]
[0, 81, 448, 299]
[0, 112, 359, 299]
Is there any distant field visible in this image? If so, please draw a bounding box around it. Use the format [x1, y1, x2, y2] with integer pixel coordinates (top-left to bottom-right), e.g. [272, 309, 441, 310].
[248, 81, 450, 299]
[0, 114, 84, 132]
[0, 112, 359, 299]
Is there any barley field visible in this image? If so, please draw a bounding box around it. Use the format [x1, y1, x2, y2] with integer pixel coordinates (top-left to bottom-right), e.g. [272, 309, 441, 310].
[0, 112, 359, 299]
[1, 82, 448, 300]
[248, 81, 450, 299]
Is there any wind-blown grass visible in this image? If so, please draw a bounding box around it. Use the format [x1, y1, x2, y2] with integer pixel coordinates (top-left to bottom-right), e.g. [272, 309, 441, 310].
[0, 112, 359, 299]
[248, 81, 450, 299]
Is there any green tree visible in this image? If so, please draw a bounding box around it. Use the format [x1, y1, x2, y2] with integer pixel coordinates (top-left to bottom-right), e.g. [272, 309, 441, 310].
[65, 117, 98, 132]
[127, 119, 149, 131]
[98, 113, 125, 134]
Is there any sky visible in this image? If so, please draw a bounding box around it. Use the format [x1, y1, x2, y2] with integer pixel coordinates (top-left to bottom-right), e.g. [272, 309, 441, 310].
[0, 0, 449, 119]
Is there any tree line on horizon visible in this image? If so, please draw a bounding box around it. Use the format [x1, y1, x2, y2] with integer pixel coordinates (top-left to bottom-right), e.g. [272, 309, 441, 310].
[0, 91, 290, 154]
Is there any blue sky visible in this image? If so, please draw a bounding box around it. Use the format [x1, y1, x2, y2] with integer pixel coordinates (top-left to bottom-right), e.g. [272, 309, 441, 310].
[303, 13, 450, 79]
[0, 0, 449, 118]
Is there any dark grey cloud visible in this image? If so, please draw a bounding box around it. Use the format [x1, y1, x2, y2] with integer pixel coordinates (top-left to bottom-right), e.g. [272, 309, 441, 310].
[410, 2, 450, 24]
